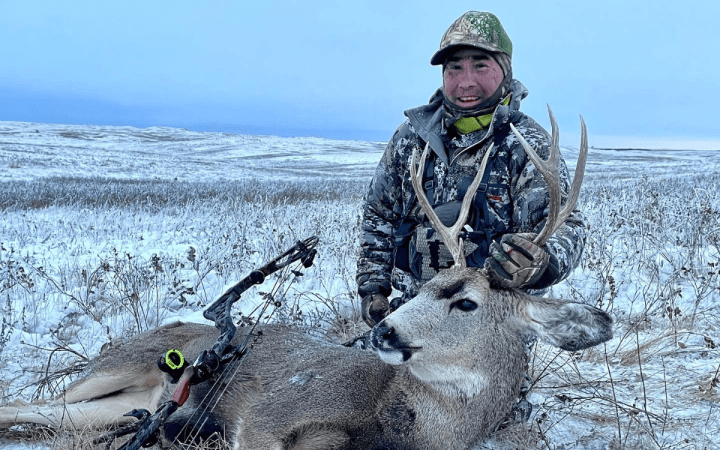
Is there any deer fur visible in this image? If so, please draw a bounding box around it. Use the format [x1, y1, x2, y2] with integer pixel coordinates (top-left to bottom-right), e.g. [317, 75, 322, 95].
[0, 270, 612, 450]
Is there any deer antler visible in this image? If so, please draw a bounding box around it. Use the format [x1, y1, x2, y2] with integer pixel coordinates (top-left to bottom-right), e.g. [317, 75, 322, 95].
[409, 143, 493, 268]
[509, 105, 588, 247]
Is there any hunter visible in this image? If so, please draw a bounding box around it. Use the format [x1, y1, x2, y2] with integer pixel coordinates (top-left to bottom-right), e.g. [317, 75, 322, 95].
[357, 11, 586, 326]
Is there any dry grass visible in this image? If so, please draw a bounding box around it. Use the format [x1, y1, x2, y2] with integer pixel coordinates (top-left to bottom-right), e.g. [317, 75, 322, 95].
[1, 170, 719, 449]
[0, 177, 367, 211]
[1, 425, 233, 450]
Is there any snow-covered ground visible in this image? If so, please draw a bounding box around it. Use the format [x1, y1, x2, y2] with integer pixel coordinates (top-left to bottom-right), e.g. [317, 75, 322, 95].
[0, 121, 384, 183]
[0, 120, 718, 449]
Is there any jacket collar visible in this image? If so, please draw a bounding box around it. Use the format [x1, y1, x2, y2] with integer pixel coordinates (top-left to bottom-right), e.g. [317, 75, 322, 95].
[404, 79, 529, 165]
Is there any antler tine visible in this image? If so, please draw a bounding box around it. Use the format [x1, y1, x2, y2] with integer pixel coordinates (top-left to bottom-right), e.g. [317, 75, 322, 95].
[409, 143, 492, 268]
[509, 105, 588, 247]
[556, 114, 588, 227]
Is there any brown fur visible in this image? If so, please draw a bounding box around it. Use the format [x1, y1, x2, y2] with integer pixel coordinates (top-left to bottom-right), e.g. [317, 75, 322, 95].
[0, 270, 612, 450]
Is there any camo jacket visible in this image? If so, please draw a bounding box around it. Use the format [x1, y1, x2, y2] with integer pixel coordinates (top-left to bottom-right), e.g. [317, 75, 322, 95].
[357, 79, 586, 298]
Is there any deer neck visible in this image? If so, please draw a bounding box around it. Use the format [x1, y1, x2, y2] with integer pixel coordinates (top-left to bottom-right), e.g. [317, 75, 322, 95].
[380, 367, 514, 447]
[406, 363, 488, 399]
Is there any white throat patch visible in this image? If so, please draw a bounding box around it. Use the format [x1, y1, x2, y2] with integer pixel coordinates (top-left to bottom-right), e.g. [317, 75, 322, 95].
[376, 349, 406, 365]
[409, 364, 487, 398]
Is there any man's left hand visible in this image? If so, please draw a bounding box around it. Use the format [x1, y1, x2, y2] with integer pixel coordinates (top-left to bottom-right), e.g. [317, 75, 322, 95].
[484, 233, 549, 289]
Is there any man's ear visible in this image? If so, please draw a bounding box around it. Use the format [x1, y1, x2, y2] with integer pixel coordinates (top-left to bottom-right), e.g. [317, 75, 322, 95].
[518, 295, 613, 351]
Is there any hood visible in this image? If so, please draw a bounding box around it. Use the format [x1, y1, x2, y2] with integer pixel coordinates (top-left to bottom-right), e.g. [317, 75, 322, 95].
[404, 79, 529, 164]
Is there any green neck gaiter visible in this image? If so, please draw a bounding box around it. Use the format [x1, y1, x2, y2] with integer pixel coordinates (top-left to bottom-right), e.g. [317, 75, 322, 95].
[453, 114, 494, 134]
[452, 95, 511, 134]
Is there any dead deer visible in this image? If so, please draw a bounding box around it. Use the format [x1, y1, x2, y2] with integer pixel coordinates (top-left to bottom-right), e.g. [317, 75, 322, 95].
[0, 109, 610, 450]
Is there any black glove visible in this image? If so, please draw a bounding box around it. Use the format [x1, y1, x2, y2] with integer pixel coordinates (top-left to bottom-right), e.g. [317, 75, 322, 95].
[361, 294, 390, 327]
[484, 233, 549, 289]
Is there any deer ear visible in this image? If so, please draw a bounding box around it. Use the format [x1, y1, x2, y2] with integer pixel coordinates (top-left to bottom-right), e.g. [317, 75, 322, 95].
[522, 297, 613, 351]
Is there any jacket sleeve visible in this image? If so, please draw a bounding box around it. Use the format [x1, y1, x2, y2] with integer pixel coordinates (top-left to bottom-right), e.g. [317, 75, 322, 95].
[505, 118, 587, 289]
[356, 126, 409, 298]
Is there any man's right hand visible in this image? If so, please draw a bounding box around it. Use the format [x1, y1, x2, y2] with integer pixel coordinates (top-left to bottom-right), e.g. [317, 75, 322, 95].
[361, 294, 390, 327]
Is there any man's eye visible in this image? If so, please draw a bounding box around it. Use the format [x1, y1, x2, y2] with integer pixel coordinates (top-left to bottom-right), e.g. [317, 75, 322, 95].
[450, 299, 477, 312]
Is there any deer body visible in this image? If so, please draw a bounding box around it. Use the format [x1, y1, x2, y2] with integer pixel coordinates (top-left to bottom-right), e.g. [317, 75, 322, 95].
[0, 270, 612, 450]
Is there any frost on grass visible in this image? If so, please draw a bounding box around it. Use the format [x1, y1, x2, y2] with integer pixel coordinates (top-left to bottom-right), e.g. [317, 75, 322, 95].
[0, 123, 719, 450]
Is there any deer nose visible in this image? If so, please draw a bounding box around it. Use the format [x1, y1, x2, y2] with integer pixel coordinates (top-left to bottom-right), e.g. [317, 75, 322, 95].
[376, 324, 394, 339]
[370, 323, 396, 350]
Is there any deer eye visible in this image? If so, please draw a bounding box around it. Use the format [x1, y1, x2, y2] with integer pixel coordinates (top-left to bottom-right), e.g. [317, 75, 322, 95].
[451, 299, 477, 313]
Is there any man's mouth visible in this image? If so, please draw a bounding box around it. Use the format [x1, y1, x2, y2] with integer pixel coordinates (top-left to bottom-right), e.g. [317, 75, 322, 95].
[458, 96, 480, 103]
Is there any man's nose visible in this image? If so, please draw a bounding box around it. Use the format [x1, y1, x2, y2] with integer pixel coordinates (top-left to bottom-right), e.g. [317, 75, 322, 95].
[457, 66, 477, 88]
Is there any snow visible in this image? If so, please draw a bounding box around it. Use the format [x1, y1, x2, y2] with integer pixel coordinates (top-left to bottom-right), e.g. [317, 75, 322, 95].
[0, 121, 385, 182]
[1, 120, 719, 449]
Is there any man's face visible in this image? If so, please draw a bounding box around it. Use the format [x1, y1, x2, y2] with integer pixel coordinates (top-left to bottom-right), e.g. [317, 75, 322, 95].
[443, 48, 504, 109]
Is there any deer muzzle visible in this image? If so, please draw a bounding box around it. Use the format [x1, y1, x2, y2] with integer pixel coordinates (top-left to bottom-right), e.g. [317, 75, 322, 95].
[370, 322, 421, 364]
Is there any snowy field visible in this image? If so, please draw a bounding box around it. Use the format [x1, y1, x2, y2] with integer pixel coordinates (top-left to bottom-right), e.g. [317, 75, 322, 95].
[0, 120, 719, 449]
[0, 121, 384, 183]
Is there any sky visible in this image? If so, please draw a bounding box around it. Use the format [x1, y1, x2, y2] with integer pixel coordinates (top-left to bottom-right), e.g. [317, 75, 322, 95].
[1, 0, 719, 148]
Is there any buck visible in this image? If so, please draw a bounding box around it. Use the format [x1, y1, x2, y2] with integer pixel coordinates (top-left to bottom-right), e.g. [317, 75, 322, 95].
[0, 110, 611, 450]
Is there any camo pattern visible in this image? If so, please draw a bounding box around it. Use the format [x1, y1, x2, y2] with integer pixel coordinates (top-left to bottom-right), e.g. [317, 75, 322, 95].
[439, 11, 512, 57]
[357, 80, 586, 298]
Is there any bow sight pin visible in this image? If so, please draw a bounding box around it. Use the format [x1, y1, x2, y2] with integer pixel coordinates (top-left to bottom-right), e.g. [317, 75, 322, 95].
[158, 349, 187, 382]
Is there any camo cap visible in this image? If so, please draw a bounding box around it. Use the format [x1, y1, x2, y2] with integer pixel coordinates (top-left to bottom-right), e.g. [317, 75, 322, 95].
[431, 11, 513, 66]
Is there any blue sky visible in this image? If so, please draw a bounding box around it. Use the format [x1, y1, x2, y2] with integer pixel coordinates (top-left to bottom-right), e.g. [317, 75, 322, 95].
[1, 0, 718, 148]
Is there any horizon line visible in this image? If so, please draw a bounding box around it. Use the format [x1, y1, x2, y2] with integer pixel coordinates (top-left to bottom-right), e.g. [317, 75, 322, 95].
[2, 119, 719, 151]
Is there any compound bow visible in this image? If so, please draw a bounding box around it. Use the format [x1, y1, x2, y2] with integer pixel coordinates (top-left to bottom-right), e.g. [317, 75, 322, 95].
[96, 236, 319, 449]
